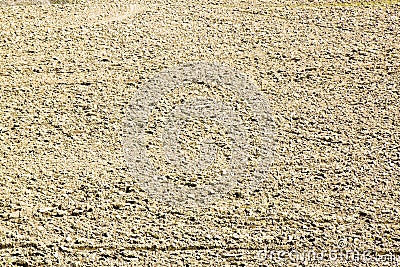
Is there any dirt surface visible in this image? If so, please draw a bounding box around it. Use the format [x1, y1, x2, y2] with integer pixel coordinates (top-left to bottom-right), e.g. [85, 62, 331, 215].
[1, 0, 400, 266]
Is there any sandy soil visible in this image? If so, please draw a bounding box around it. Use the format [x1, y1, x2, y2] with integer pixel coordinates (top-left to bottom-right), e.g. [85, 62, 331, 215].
[1, 0, 399, 266]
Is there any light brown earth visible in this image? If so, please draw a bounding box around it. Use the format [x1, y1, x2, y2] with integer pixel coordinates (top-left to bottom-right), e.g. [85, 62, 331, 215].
[1, 0, 399, 266]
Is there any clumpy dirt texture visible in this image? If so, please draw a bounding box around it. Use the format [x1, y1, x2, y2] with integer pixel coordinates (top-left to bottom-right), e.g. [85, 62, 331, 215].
[124, 62, 274, 208]
[1, 0, 399, 266]
[0, 0, 77, 5]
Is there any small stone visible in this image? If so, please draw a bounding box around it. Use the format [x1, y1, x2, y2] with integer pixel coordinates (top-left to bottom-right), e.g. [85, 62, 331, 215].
[8, 211, 20, 219]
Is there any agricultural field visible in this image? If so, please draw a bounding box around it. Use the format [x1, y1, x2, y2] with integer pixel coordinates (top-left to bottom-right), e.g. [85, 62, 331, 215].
[1, 0, 399, 265]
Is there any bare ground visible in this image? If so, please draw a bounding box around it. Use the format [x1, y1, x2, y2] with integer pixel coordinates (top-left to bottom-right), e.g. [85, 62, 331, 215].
[1, 0, 399, 266]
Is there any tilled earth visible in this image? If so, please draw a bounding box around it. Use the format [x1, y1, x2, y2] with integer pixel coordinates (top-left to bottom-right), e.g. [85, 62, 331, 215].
[1, 0, 400, 266]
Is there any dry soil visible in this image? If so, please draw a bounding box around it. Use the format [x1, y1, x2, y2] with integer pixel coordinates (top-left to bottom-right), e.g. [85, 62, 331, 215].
[0, 0, 399, 266]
